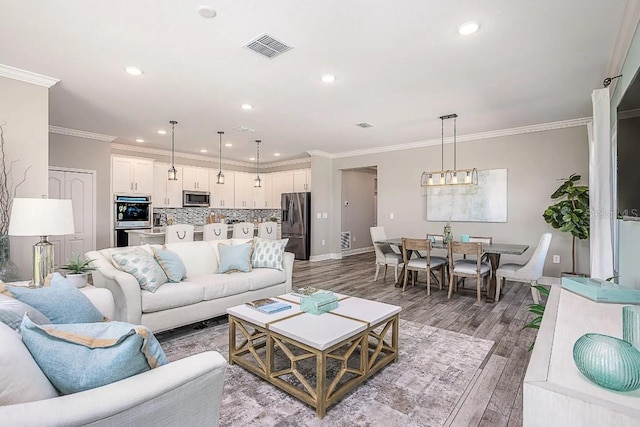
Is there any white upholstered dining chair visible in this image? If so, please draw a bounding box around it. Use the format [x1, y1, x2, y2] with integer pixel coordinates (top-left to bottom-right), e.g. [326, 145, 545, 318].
[165, 224, 195, 243]
[203, 223, 228, 241]
[232, 222, 255, 239]
[495, 233, 552, 304]
[370, 226, 403, 282]
[257, 221, 278, 240]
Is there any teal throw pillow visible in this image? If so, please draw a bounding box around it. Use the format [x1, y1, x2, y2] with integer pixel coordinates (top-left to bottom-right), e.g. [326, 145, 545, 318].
[112, 247, 168, 292]
[0, 294, 51, 331]
[151, 246, 186, 282]
[218, 242, 253, 273]
[251, 237, 289, 270]
[20, 316, 168, 395]
[1, 273, 104, 324]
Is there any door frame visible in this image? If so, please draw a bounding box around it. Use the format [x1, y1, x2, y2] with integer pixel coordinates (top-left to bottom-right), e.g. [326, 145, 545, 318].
[48, 166, 98, 252]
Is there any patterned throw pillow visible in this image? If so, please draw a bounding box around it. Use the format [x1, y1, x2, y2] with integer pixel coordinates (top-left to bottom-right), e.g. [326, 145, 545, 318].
[251, 237, 289, 270]
[112, 247, 168, 292]
[20, 316, 168, 395]
[151, 246, 186, 282]
[0, 294, 51, 331]
[218, 242, 253, 273]
[1, 273, 104, 324]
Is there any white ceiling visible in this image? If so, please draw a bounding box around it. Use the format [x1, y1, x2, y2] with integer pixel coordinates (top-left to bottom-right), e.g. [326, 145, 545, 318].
[0, 1, 629, 164]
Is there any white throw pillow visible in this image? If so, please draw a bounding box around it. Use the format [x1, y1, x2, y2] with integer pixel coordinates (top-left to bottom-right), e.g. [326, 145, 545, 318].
[251, 237, 289, 270]
[0, 322, 58, 405]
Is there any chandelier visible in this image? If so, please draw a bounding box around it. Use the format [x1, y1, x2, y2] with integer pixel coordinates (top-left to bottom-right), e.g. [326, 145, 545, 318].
[421, 113, 478, 187]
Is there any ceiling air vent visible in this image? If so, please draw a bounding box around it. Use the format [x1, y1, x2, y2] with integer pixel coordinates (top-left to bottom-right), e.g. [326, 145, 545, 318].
[356, 122, 373, 128]
[244, 34, 293, 59]
[233, 126, 256, 133]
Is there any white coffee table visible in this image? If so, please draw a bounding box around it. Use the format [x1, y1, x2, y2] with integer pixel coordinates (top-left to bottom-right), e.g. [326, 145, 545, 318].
[227, 293, 401, 417]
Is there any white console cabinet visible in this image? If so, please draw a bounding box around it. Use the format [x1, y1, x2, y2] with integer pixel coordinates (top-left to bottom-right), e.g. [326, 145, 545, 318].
[523, 286, 640, 426]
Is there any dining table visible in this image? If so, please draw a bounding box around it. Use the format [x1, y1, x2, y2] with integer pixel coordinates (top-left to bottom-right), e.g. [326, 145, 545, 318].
[375, 238, 529, 303]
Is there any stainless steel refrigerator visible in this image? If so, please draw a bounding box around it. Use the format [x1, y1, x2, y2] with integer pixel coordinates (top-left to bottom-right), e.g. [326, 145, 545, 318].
[281, 192, 311, 260]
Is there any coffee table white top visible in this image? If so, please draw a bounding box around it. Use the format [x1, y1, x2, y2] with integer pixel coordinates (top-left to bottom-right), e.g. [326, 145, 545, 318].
[227, 293, 401, 351]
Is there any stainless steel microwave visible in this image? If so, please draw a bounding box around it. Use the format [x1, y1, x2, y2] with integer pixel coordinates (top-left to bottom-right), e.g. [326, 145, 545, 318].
[183, 190, 210, 207]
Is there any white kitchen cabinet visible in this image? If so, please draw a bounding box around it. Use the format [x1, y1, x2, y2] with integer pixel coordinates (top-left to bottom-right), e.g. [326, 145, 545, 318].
[234, 172, 254, 208]
[153, 163, 182, 208]
[271, 171, 294, 208]
[261, 174, 273, 209]
[253, 178, 267, 208]
[112, 156, 154, 194]
[182, 166, 209, 191]
[210, 170, 235, 208]
[293, 168, 311, 192]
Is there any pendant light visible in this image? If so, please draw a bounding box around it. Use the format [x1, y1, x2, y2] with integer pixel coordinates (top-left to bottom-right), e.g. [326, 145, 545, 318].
[420, 113, 478, 187]
[216, 131, 225, 184]
[253, 139, 262, 188]
[168, 120, 178, 180]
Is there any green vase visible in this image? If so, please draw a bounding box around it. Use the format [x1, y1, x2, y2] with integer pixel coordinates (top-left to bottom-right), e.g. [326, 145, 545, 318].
[0, 234, 20, 282]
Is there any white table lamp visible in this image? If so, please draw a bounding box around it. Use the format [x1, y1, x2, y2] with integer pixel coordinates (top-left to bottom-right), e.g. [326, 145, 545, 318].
[8, 198, 75, 287]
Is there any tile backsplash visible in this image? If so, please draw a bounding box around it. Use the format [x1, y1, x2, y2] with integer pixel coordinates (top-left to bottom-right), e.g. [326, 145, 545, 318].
[153, 207, 281, 226]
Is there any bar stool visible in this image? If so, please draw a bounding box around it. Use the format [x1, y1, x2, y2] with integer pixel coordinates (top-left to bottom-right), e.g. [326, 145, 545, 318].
[232, 222, 254, 239]
[257, 221, 278, 240]
[203, 223, 228, 241]
[165, 224, 194, 243]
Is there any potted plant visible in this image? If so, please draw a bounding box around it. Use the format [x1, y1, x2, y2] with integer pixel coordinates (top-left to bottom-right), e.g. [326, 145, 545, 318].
[59, 254, 96, 288]
[542, 173, 589, 276]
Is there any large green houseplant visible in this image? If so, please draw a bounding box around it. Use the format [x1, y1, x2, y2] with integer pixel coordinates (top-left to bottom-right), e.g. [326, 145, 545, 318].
[542, 173, 589, 275]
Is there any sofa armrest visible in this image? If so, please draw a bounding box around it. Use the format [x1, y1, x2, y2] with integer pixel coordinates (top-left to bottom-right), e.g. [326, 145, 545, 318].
[0, 351, 228, 427]
[86, 250, 143, 324]
[283, 252, 294, 293]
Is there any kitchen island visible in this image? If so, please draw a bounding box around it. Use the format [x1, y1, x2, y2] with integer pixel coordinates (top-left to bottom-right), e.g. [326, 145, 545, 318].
[125, 223, 280, 246]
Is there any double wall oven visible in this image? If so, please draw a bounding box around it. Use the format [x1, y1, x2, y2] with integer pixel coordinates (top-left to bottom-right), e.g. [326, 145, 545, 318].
[114, 195, 151, 247]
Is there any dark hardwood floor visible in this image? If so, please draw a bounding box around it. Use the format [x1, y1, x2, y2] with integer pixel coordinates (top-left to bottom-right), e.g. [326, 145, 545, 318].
[293, 252, 538, 427]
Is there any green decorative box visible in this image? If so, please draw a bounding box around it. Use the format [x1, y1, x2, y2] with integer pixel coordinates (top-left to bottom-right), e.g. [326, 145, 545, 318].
[562, 277, 640, 304]
[300, 292, 338, 315]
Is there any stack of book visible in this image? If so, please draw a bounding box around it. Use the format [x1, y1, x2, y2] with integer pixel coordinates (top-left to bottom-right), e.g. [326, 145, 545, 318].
[245, 298, 292, 315]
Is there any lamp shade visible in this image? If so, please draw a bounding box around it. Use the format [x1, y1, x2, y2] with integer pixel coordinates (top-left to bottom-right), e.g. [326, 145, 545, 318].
[8, 198, 75, 236]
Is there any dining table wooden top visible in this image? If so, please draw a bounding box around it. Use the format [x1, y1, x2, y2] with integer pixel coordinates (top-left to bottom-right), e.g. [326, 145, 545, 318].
[375, 238, 529, 256]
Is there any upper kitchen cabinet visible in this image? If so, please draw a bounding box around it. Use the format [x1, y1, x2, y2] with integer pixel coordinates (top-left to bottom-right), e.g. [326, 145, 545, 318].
[293, 169, 311, 192]
[234, 172, 253, 208]
[153, 163, 182, 208]
[270, 171, 294, 208]
[210, 170, 235, 208]
[182, 166, 210, 192]
[112, 156, 154, 194]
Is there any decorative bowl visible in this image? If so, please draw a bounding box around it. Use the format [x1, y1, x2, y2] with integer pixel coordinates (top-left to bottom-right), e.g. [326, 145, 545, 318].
[573, 333, 640, 392]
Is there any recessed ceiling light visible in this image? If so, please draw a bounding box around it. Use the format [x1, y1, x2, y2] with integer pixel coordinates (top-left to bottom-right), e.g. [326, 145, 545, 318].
[321, 74, 336, 83]
[225, 143, 233, 147]
[135, 138, 144, 143]
[200, 149, 207, 153]
[157, 130, 167, 135]
[125, 66, 143, 76]
[250, 157, 256, 161]
[274, 153, 281, 156]
[458, 21, 480, 36]
[241, 104, 253, 110]
[198, 6, 217, 18]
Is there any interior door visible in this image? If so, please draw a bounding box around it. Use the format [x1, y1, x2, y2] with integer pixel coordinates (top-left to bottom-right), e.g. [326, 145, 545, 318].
[48, 171, 65, 266]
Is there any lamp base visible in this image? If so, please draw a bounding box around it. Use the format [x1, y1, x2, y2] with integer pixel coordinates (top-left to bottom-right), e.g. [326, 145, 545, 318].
[33, 236, 54, 288]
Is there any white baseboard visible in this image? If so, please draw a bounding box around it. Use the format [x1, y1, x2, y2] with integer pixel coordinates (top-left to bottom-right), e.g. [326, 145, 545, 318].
[309, 253, 343, 262]
[341, 246, 374, 257]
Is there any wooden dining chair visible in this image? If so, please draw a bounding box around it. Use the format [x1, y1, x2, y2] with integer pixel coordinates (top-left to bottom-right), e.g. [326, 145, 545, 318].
[448, 241, 491, 303]
[401, 238, 446, 294]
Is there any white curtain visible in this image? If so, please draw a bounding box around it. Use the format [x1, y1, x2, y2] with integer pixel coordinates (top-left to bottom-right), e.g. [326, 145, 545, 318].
[588, 88, 615, 279]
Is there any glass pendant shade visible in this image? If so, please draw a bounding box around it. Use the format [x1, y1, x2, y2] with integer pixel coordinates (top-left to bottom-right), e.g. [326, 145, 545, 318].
[167, 166, 177, 181]
[254, 176, 262, 188]
[217, 170, 225, 185]
[217, 131, 225, 185]
[168, 120, 178, 181]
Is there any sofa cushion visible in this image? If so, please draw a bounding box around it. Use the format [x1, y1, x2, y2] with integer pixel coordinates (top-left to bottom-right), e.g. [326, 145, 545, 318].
[101, 245, 155, 271]
[1, 273, 104, 324]
[251, 237, 289, 270]
[0, 322, 59, 405]
[20, 317, 168, 395]
[0, 294, 51, 330]
[164, 241, 218, 277]
[151, 247, 186, 282]
[141, 281, 205, 313]
[112, 247, 168, 292]
[248, 268, 288, 291]
[187, 274, 252, 300]
[218, 242, 253, 273]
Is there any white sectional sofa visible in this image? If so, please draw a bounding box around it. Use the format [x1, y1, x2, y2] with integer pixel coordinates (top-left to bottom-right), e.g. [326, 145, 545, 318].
[86, 239, 294, 332]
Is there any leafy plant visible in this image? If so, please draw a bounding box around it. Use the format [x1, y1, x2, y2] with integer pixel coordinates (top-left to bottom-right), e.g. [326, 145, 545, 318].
[0, 123, 30, 235]
[542, 173, 589, 274]
[523, 285, 551, 351]
[59, 254, 96, 274]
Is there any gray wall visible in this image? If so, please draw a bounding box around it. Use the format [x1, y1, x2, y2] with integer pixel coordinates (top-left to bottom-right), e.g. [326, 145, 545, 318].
[341, 169, 376, 250]
[310, 155, 333, 256]
[311, 125, 590, 277]
[49, 133, 111, 249]
[0, 76, 50, 280]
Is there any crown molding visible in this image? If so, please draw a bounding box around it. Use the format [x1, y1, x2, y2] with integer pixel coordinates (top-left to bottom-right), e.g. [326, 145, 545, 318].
[331, 117, 591, 159]
[110, 143, 252, 167]
[618, 107, 640, 120]
[262, 157, 310, 169]
[0, 64, 59, 88]
[307, 150, 336, 159]
[606, 0, 640, 96]
[49, 125, 116, 142]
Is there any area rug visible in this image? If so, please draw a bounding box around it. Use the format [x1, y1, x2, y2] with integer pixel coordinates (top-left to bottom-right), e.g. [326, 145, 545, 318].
[158, 319, 494, 427]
